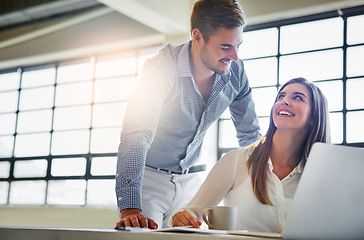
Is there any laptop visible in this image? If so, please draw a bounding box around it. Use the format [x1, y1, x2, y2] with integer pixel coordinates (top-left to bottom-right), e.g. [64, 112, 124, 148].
[229, 142, 364, 239]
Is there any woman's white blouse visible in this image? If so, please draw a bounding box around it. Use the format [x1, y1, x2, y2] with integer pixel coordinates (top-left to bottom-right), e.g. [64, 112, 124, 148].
[170, 143, 304, 233]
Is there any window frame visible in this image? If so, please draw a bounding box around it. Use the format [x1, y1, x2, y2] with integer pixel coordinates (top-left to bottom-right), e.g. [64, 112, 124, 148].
[0, 45, 162, 207]
[217, 5, 364, 159]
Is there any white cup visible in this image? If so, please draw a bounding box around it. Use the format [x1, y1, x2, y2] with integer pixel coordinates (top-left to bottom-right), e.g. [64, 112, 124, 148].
[202, 206, 238, 230]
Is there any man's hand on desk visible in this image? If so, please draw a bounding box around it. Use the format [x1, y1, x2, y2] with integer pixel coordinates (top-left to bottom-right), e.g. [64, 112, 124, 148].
[116, 208, 158, 229]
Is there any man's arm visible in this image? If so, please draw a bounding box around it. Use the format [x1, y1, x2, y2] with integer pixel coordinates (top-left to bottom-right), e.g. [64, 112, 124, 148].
[115, 59, 171, 228]
[229, 69, 261, 147]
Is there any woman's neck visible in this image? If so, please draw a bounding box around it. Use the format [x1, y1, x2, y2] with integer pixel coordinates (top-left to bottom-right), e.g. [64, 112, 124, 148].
[270, 130, 305, 180]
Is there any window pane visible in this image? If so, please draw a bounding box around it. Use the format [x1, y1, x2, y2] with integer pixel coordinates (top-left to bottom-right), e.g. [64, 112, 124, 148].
[90, 128, 120, 153]
[258, 117, 270, 136]
[347, 46, 364, 77]
[19, 86, 54, 110]
[279, 49, 342, 83]
[91, 157, 117, 176]
[14, 160, 47, 178]
[0, 113, 16, 135]
[280, 17, 343, 54]
[17, 109, 53, 133]
[9, 180, 46, 204]
[0, 136, 14, 158]
[21, 68, 55, 88]
[53, 105, 91, 130]
[329, 112, 343, 144]
[57, 61, 93, 83]
[87, 180, 116, 205]
[347, 111, 364, 143]
[314, 80, 343, 112]
[220, 108, 230, 119]
[55, 81, 93, 107]
[347, 14, 364, 45]
[95, 57, 136, 78]
[347, 78, 364, 110]
[92, 102, 126, 128]
[0, 181, 9, 204]
[51, 130, 90, 155]
[251, 87, 277, 116]
[0, 161, 10, 178]
[47, 180, 86, 205]
[15, 133, 50, 157]
[0, 91, 18, 113]
[0, 72, 20, 91]
[244, 57, 277, 87]
[51, 158, 86, 176]
[218, 119, 239, 148]
[240, 28, 278, 59]
[94, 77, 136, 103]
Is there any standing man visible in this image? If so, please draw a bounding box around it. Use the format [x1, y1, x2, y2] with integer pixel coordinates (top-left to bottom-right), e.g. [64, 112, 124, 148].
[115, 0, 261, 229]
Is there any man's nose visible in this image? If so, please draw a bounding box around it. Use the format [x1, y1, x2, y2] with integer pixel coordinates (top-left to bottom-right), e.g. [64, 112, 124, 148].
[229, 47, 239, 61]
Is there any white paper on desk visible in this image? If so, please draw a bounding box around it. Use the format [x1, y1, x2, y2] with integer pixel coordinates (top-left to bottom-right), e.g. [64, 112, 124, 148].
[227, 230, 282, 238]
[152, 226, 231, 235]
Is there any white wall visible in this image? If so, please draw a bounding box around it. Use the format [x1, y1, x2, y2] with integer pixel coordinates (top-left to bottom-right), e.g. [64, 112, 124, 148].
[0, 207, 119, 228]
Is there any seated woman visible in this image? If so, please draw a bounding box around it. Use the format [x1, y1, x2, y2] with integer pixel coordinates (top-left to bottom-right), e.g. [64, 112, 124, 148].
[170, 77, 331, 233]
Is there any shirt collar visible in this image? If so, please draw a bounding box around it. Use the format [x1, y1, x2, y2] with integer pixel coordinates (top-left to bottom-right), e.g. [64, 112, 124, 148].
[268, 158, 305, 175]
[177, 41, 193, 78]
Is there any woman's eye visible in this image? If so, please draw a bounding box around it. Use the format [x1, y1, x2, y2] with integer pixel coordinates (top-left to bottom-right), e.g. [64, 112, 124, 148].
[277, 94, 284, 100]
[294, 96, 303, 101]
[221, 47, 229, 51]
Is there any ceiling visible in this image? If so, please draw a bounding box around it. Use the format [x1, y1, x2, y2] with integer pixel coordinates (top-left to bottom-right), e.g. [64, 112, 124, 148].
[2, 0, 364, 35]
[1, 0, 364, 70]
[0, 0, 102, 29]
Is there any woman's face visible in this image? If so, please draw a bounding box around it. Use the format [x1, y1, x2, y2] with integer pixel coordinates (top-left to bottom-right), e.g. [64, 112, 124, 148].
[272, 83, 312, 133]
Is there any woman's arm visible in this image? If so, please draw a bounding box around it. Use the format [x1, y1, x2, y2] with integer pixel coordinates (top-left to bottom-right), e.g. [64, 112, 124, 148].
[171, 149, 241, 227]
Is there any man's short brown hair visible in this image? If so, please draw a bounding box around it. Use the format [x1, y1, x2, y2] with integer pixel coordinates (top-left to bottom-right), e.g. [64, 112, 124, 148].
[190, 0, 246, 42]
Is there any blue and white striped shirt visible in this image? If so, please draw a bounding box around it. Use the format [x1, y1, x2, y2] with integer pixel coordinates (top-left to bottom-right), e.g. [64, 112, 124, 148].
[116, 41, 261, 211]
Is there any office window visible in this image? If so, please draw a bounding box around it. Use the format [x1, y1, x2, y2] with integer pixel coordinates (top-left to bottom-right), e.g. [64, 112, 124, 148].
[218, 7, 364, 157]
[0, 46, 161, 207]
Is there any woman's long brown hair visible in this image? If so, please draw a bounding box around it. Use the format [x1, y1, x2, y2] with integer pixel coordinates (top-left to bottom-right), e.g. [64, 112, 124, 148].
[247, 78, 331, 205]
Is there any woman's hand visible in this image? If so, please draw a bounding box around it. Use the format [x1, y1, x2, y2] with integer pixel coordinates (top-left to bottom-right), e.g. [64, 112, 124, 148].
[172, 210, 202, 228]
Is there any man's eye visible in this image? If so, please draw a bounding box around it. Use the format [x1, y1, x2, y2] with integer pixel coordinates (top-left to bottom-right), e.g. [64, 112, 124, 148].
[221, 47, 229, 51]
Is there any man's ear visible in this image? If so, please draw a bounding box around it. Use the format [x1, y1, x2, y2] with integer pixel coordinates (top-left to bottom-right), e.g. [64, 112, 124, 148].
[192, 28, 203, 43]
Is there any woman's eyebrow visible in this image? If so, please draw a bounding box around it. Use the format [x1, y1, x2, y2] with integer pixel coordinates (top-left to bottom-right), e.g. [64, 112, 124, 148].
[293, 92, 308, 99]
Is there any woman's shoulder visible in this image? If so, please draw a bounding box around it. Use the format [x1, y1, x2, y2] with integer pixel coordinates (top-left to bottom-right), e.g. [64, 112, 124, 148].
[219, 142, 258, 166]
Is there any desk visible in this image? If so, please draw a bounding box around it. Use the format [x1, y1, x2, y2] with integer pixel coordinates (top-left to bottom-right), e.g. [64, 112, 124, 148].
[0, 227, 281, 240]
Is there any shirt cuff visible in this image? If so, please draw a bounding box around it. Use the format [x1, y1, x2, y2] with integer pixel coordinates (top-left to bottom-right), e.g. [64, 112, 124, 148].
[116, 184, 142, 211]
